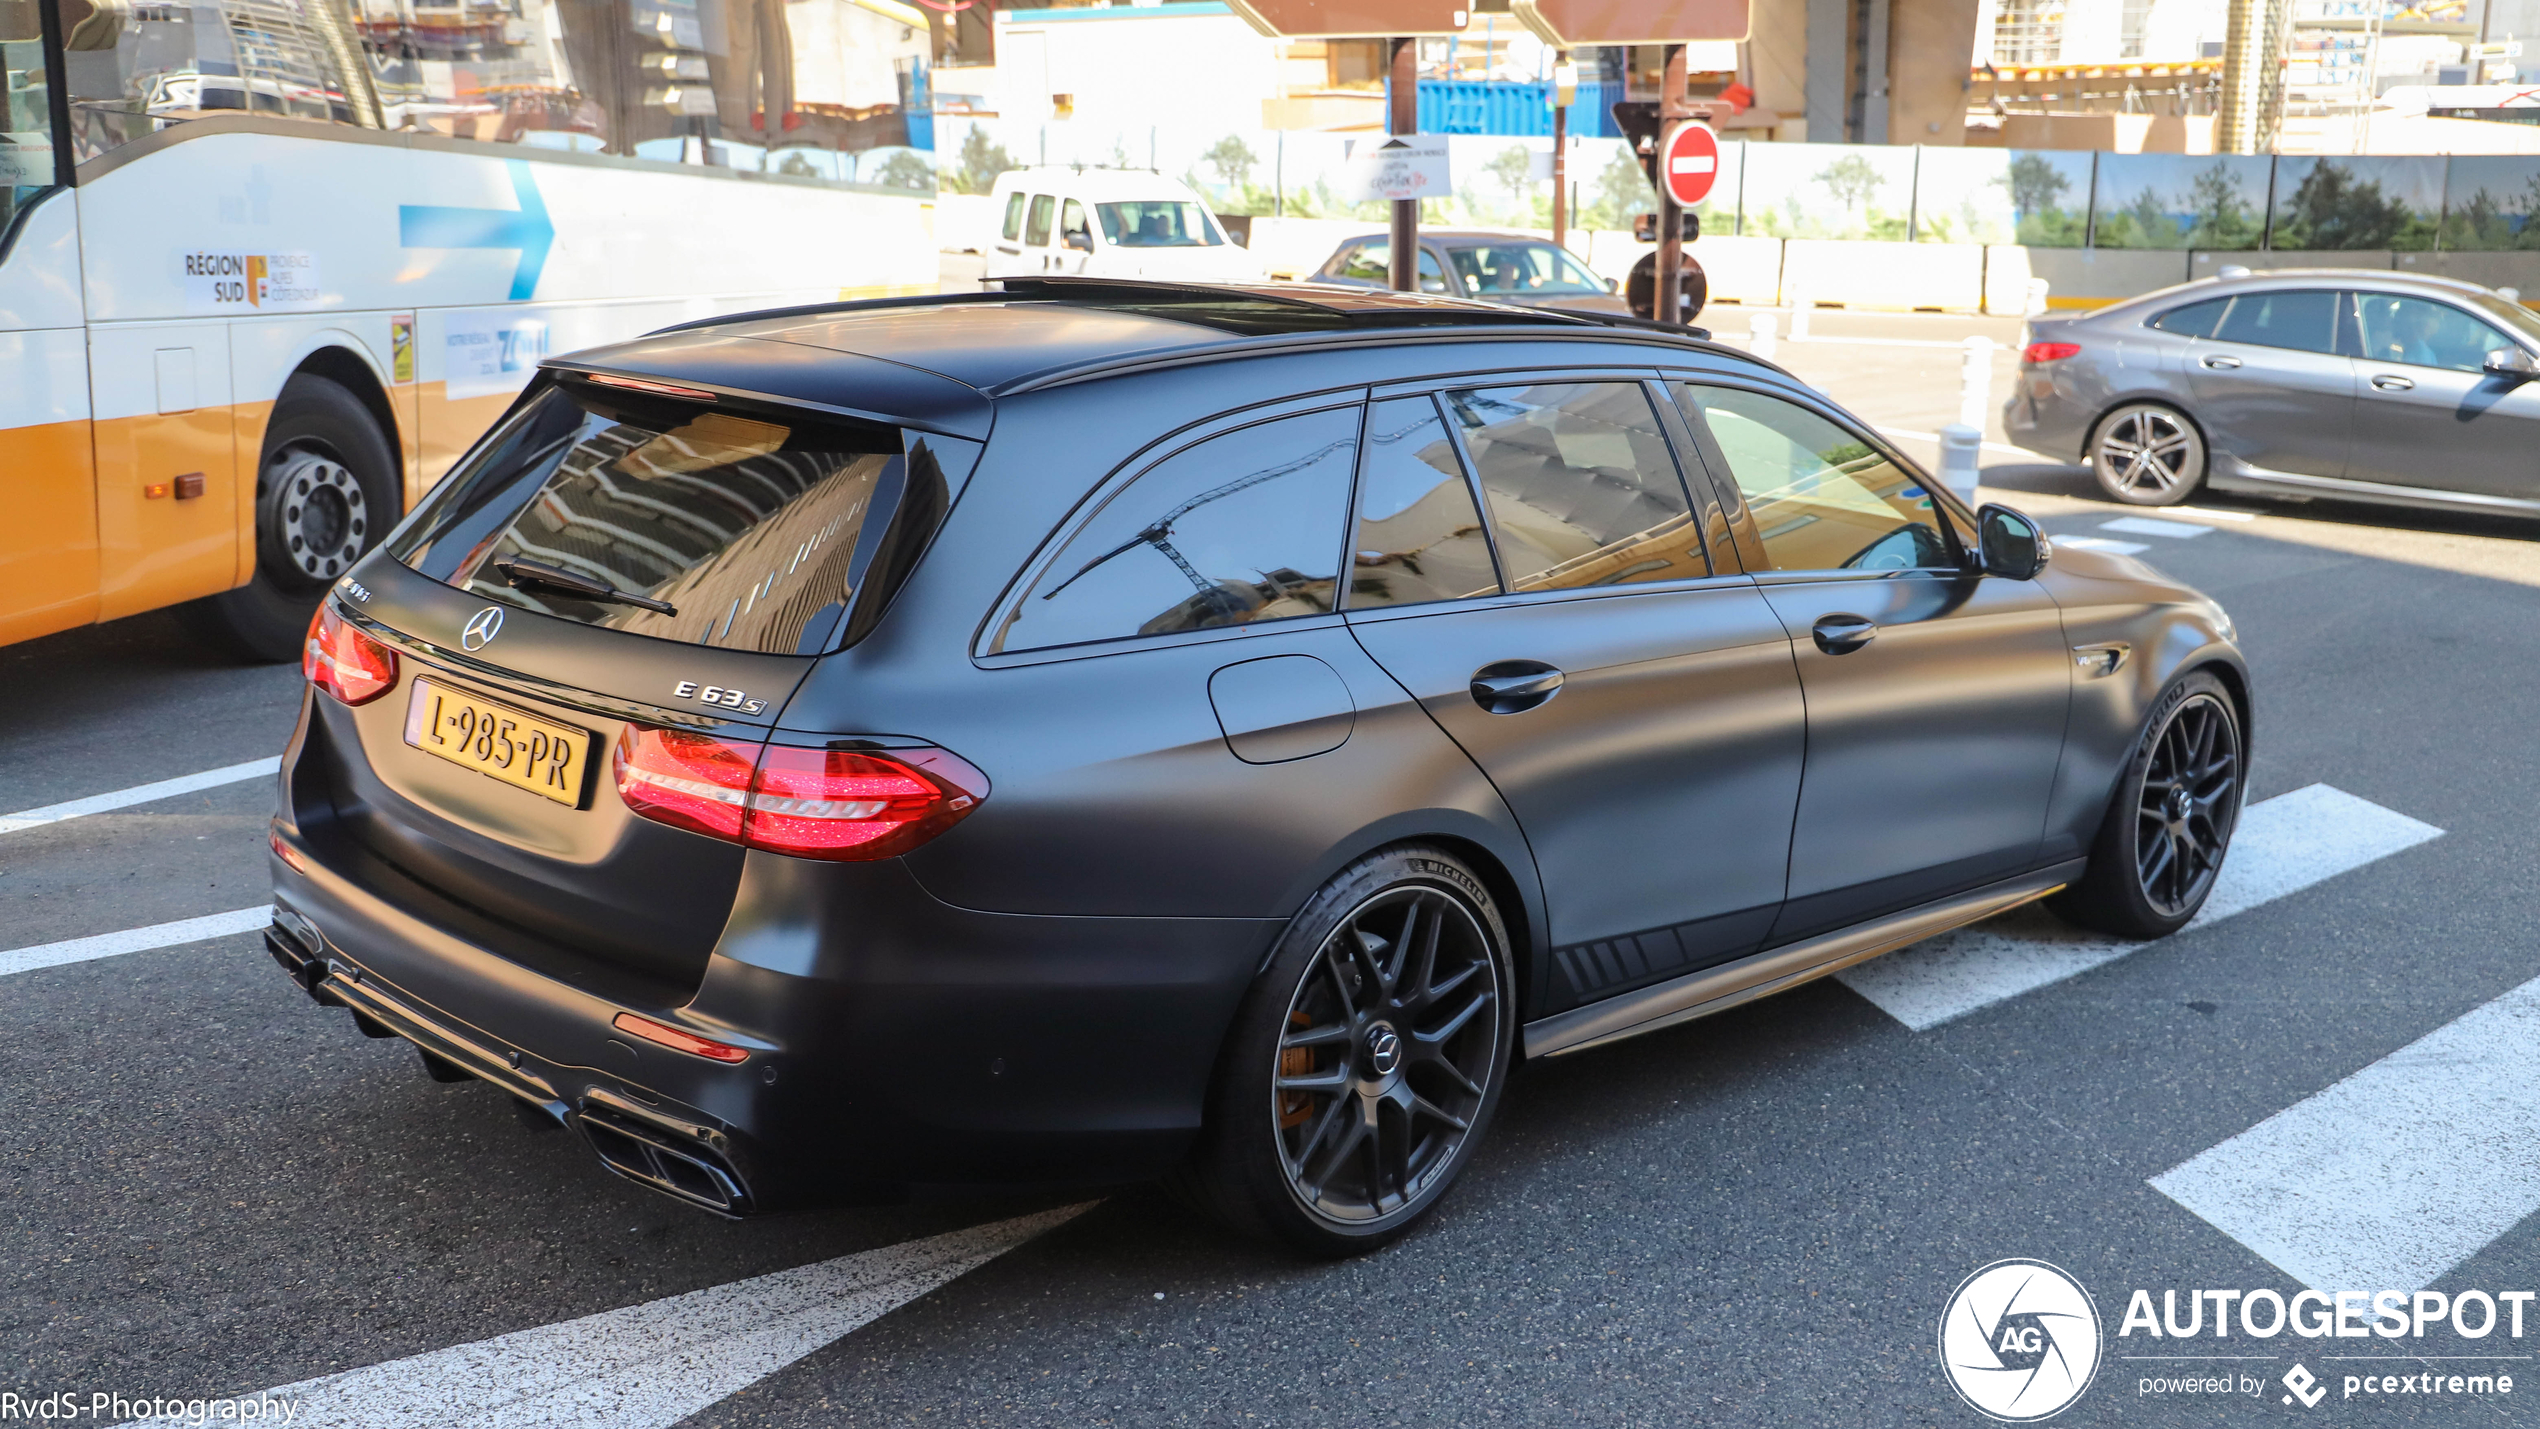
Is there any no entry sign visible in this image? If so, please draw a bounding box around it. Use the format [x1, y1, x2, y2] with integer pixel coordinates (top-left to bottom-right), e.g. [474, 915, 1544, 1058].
[1661, 121, 1720, 208]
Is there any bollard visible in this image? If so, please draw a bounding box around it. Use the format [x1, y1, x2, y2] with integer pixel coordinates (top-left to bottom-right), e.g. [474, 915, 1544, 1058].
[2024, 277, 2051, 317]
[1748, 310, 1777, 361]
[1959, 335, 1996, 432]
[1788, 283, 1811, 342]
[1938, 424, 1982, 511]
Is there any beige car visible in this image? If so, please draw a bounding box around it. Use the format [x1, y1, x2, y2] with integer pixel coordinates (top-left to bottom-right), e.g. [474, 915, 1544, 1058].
[1307, 230, 1631, 315]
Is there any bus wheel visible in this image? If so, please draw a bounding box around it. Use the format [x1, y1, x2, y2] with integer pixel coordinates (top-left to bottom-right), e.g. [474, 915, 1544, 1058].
[180, 375, 398, 663]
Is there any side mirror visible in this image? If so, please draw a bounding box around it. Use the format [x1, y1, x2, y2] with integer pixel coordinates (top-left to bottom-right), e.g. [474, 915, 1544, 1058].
[1976, 503, 2048, 580]
[1063, 230, 1093, 252]
[1606, 276, 1620, 294]
[2484, 346, 2538, 379]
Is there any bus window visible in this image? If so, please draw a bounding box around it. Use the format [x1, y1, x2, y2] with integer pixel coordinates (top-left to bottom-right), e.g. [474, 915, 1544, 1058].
[1025, 194, 1055, 247]
[1002, 191, 1026, 242]
[2, 0, 60, 229]
[41, 0, 937, 188]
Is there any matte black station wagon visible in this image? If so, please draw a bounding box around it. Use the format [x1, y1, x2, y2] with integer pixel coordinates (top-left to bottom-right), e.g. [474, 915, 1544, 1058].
[269, 279, 2250, 1254]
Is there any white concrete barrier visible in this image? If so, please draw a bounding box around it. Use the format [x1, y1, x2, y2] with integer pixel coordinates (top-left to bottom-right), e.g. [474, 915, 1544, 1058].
[1783, 239, 1986, 313]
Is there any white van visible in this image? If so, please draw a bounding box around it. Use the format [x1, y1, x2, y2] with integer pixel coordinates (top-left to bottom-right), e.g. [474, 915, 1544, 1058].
[982, 168, 1266, 284]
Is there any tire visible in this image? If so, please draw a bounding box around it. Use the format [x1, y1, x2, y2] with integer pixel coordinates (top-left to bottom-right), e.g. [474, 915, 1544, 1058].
[177, 374, 398, 662]
[2088, 403, 2206, 506]
[1174, 845, 1515, 1257]
[2050, 671, 2245, 940]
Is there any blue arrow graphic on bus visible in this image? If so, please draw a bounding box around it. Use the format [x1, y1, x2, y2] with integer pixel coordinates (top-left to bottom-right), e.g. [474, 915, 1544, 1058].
[398, 160, 553, 301]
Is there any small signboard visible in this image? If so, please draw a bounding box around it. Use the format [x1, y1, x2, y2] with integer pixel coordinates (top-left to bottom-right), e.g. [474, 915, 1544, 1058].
[1226, 0, 1471, 37]
[1660, 121, 1720, 208]
[1341, 136, 1452, 202]
[1511, 0, 1749, 46]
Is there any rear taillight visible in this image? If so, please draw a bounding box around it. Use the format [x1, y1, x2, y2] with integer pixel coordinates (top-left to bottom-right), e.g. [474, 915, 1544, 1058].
[2022, 341, 2081, 364]
[613, 726, 760, 841]
[613, 725, 987, 861]
[303, 602, 398, 705]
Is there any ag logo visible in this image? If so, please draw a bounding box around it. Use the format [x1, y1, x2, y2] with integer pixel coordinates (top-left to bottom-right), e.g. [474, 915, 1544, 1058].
[461, 606, 505, 651]
[1939, 1259, 2102, 1421]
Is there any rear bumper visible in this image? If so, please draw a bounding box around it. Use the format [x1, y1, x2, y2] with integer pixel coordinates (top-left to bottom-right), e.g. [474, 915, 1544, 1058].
[2002, 379, 2091, 462]
[267, 812, 1279, 1216]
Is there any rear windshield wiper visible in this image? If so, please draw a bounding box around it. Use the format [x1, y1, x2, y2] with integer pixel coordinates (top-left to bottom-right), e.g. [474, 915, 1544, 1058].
[492, 555, 679, 616]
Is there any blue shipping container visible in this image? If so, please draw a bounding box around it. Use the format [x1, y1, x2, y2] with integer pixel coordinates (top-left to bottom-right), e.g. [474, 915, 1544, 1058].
[1398, 79, 1622, 138]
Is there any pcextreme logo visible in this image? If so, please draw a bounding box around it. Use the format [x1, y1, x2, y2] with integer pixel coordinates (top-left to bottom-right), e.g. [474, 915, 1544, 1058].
[1939, 1260, 2104, 1421]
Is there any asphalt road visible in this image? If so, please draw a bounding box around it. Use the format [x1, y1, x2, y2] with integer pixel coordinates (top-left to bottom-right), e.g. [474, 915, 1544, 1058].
[6, 316, 2538, 1428]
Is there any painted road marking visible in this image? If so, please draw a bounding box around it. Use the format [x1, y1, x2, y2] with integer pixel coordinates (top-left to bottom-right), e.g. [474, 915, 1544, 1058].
[0, 757, 280, 834]
[2167, 506, 2257, 522]
[1839, 785, 2443, 1031]
[2101, 516, 2213, 539]
[125, 1207, 1092, 1429]
[0, 906, 269, 979]
[1875, 426, 2054, 460]
[2152, 977, 2540, 1292]
[2058, 536, 2151, 556]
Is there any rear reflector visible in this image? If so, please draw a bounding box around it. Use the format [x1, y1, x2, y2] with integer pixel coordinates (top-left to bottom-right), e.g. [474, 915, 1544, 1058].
[614, 725, 988, 862]
[2022, 341, 2082, 364]
[304, 602, 398, 705]
[612, 1012, 750, 1063]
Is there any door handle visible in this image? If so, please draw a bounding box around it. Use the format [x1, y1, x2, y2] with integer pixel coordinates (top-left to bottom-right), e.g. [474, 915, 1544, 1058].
[2371, 373, 2416, 392]
[1469, 660, 1565, 714]
[1810, 614, 1878, 655]
[2200, 354, 2242, 370]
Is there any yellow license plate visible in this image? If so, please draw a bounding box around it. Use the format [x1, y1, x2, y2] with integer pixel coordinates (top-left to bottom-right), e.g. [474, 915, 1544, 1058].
[403, 677, 593, 807]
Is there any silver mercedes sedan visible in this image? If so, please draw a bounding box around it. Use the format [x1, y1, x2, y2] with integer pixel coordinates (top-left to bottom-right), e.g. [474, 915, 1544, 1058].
[2005, 268, 2540, 519]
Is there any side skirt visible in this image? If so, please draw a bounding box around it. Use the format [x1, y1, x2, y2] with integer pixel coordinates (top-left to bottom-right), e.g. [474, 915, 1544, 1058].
[1520, 860, 2086, 1058]
[2210, 462, 2540, 519]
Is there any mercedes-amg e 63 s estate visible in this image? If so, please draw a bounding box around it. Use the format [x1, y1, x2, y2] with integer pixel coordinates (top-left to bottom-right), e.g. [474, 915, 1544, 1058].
[266, 279, 2249, 1255]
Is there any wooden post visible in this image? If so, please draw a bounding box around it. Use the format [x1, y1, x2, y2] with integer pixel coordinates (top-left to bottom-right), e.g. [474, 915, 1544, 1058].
[1656, 43, 1689, 325]
[1389, 36, 1420, 291]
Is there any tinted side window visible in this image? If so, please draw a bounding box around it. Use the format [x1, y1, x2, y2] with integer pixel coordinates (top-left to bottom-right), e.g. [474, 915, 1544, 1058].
[1334, 243, 1385, 281]
[1025, 195, 1057, 247]
[1350, 397, 1501, 610]
[989, 408, 1357, 653]
[2355, 294, 2511, 374]
[2151, 297, 2229, 337]
[1679, 385, 1951, 573]
[1001, 192, 1027, 242]
[1443, 382, 1706, 591]
[1340, 242, 1451, 294]
[2213, 289, 2341, 354]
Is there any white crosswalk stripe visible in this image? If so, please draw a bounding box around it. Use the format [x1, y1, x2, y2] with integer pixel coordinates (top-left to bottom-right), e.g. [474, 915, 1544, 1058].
[0, 906, 270, 979]
[1839, 785, 2443, 1030]
[0, 757, 280, 834]
[2057, 536, 2151, 556]
[2101, 516, 2213, 539]
[120, 1206, 1092, 1429]
[2151, 978, 2540, 1293]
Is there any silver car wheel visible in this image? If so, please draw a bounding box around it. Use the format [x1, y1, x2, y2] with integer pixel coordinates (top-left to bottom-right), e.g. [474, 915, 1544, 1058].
[2091, 405, 2204, 505]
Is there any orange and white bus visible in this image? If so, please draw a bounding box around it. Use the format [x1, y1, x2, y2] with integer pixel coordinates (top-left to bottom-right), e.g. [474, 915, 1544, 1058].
[1, 0, 941, 657]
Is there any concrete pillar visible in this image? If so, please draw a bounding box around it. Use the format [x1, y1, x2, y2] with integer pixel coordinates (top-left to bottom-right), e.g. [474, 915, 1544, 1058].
[2217, 0, 2271, 153]
[1748, 0, 1811, 126]
[1806, 0, 1849, 139]
[1888, 0, 1982, 144]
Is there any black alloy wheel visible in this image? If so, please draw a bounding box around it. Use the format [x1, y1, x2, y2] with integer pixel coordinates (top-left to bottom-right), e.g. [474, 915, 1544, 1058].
[1273, 884, 1501, 1226]
[1176, 845, 1513, 1256]
[2134, 690, 2240, 919]
[2051, 670, 2244, 939]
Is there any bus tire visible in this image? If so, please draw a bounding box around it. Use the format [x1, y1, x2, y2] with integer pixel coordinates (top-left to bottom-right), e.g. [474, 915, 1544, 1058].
[179, 374, 399, 663]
